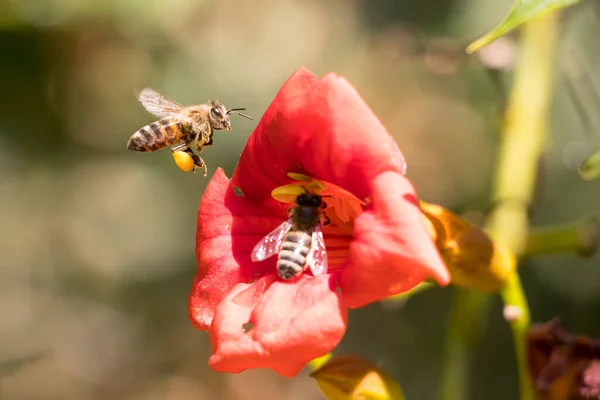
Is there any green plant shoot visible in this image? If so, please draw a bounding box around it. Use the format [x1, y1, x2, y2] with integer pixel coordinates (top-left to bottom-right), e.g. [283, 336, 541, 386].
[579, 149, 600, 181]
[467, 0, 582, 53]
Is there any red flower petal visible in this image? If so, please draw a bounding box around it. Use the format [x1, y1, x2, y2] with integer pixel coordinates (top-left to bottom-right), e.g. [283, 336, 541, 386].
[340, 171, 451, 308]
[209, 274, 347, 378]
[189, 168, 288, 329]
[232, 67, 407, 203]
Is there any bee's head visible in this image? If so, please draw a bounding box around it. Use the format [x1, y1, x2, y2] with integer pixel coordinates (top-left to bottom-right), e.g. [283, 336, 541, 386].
[208, 101, 231, 131]
[295, 193, 323, 208]
[209, 101, 254, 132]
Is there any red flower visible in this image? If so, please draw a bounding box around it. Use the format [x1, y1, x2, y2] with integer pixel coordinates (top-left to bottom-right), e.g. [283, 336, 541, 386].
[188, 67, 450, 377]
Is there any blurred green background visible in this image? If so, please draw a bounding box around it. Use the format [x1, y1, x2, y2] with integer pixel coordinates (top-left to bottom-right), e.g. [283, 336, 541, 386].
[2, 0, 600, 399]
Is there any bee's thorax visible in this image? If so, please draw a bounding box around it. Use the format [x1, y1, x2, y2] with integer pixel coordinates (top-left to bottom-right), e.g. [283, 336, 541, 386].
[291, 204, 321, 232]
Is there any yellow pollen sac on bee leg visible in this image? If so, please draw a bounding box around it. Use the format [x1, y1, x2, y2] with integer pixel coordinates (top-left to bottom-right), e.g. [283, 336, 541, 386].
[172, 150, 195, 172]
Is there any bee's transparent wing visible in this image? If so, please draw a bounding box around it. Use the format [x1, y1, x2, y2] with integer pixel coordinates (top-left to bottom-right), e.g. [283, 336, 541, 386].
[251, 219, 293, 262]
[307, 224, 328, 276]
[138, 88, 186, 119]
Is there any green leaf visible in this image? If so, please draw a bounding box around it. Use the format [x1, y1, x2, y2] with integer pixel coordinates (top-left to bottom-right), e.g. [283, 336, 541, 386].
[579, 149, 600, 181]
[467, 0, 581, 53]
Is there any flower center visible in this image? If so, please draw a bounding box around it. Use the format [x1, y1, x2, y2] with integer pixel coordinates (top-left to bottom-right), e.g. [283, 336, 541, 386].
[269, 173, 366, 271]
[271, 173, 366, 229]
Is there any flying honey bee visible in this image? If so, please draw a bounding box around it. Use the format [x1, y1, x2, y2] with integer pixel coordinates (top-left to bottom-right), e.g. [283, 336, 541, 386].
[127, 88, 252, 176]
[251, 192, 331, 280]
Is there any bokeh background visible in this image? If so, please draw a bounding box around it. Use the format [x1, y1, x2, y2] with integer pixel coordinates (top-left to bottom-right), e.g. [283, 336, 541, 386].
[2, 0, 600, 399]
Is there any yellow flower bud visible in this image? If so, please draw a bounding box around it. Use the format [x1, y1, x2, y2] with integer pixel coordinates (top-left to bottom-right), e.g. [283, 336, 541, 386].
[311, 355, 405, 400]
[420, 201, 516, 292]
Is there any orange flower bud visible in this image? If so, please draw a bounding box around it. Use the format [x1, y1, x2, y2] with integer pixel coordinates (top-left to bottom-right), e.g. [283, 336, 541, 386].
[311, 355, 405, 400]
[420, 201, 516, 292]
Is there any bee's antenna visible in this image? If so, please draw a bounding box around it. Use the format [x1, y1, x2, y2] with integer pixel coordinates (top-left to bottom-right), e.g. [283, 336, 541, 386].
[227, 108, 254, 120]
[301, 186, 309, 193]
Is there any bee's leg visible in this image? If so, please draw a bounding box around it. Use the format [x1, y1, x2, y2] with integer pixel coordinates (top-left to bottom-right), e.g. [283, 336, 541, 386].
[195, 127, 213, 154]
[321, 210, 331, 226]
[201, 131, 213, 147]
[189, 151, 208, 177]
[319, 202, 331, 225]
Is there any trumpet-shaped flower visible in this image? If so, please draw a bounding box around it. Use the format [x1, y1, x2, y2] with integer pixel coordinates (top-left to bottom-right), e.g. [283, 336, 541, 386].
[188, 67, 450, 377]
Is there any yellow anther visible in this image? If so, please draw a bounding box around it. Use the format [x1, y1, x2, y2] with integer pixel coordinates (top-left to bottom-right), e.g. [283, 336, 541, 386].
[286, 172, 313, 182]
[271, 184, 307, 204]
[307, 180, 327, 192]
[272, 175, 328, 203]
[272, 173, 364, 227]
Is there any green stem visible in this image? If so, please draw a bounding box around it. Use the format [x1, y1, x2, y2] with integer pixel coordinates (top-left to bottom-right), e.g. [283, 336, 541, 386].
[485, 12, 560, 400]
[383, 281, 436, 303]
[500, 274, 532, 399]
[485, 14, 558, 253]
[439, 289, 490, 400]
[524, 217, 600, 258]
[525, 224, 581, 256]
[440, 11, 560, 400]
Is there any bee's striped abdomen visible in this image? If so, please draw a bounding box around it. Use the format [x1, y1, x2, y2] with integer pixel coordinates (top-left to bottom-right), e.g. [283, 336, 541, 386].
[277, 230, 312, 280]
[127, 118, 187, 152]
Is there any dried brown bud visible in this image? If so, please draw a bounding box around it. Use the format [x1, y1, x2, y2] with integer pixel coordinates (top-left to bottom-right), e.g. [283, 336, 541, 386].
[528, 319, 600, 399]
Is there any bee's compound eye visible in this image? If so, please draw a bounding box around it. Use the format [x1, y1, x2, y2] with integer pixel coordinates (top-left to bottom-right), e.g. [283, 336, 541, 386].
[172, 151, 195, 172]
[211, 107, 222, 117]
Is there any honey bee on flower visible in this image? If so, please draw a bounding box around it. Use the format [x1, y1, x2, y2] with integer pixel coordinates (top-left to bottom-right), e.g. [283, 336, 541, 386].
[251, 174, 332, 280]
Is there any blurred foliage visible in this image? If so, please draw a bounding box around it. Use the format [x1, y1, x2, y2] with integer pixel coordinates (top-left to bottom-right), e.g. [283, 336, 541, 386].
[1, 0, 600, 399]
